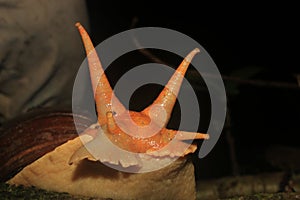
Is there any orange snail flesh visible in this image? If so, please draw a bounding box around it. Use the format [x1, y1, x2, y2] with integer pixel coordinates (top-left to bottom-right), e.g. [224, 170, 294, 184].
[69, 23, 209, 165]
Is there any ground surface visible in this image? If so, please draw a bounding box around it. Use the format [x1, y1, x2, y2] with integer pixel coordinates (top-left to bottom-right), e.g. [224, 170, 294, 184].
[1, 182, 300, 200]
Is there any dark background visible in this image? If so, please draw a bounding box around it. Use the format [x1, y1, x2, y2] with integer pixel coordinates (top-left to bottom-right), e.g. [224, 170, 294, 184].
[85, 1, 299, 179]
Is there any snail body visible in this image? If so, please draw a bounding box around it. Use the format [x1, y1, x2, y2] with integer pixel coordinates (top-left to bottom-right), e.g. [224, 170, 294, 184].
[2, 23, 208, 199]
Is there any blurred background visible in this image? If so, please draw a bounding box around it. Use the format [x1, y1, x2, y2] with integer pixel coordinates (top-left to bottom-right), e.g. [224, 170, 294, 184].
[85, 1, 300, 179]
[1, 0, 299, 181]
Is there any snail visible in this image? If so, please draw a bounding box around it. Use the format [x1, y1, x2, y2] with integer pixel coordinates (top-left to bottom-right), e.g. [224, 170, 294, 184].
[3, 23, 209, 199]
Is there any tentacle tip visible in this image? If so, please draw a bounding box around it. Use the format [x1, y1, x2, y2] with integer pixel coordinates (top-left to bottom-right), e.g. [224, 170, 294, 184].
[185, 48, 201, 63]
[75, 22, 82, 28]
[193, 48, 200, 54]
[205, 134, 210, 140]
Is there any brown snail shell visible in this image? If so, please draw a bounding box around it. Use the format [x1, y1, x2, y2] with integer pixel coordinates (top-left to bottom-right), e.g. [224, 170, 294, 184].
[0, 108, 93, 181]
